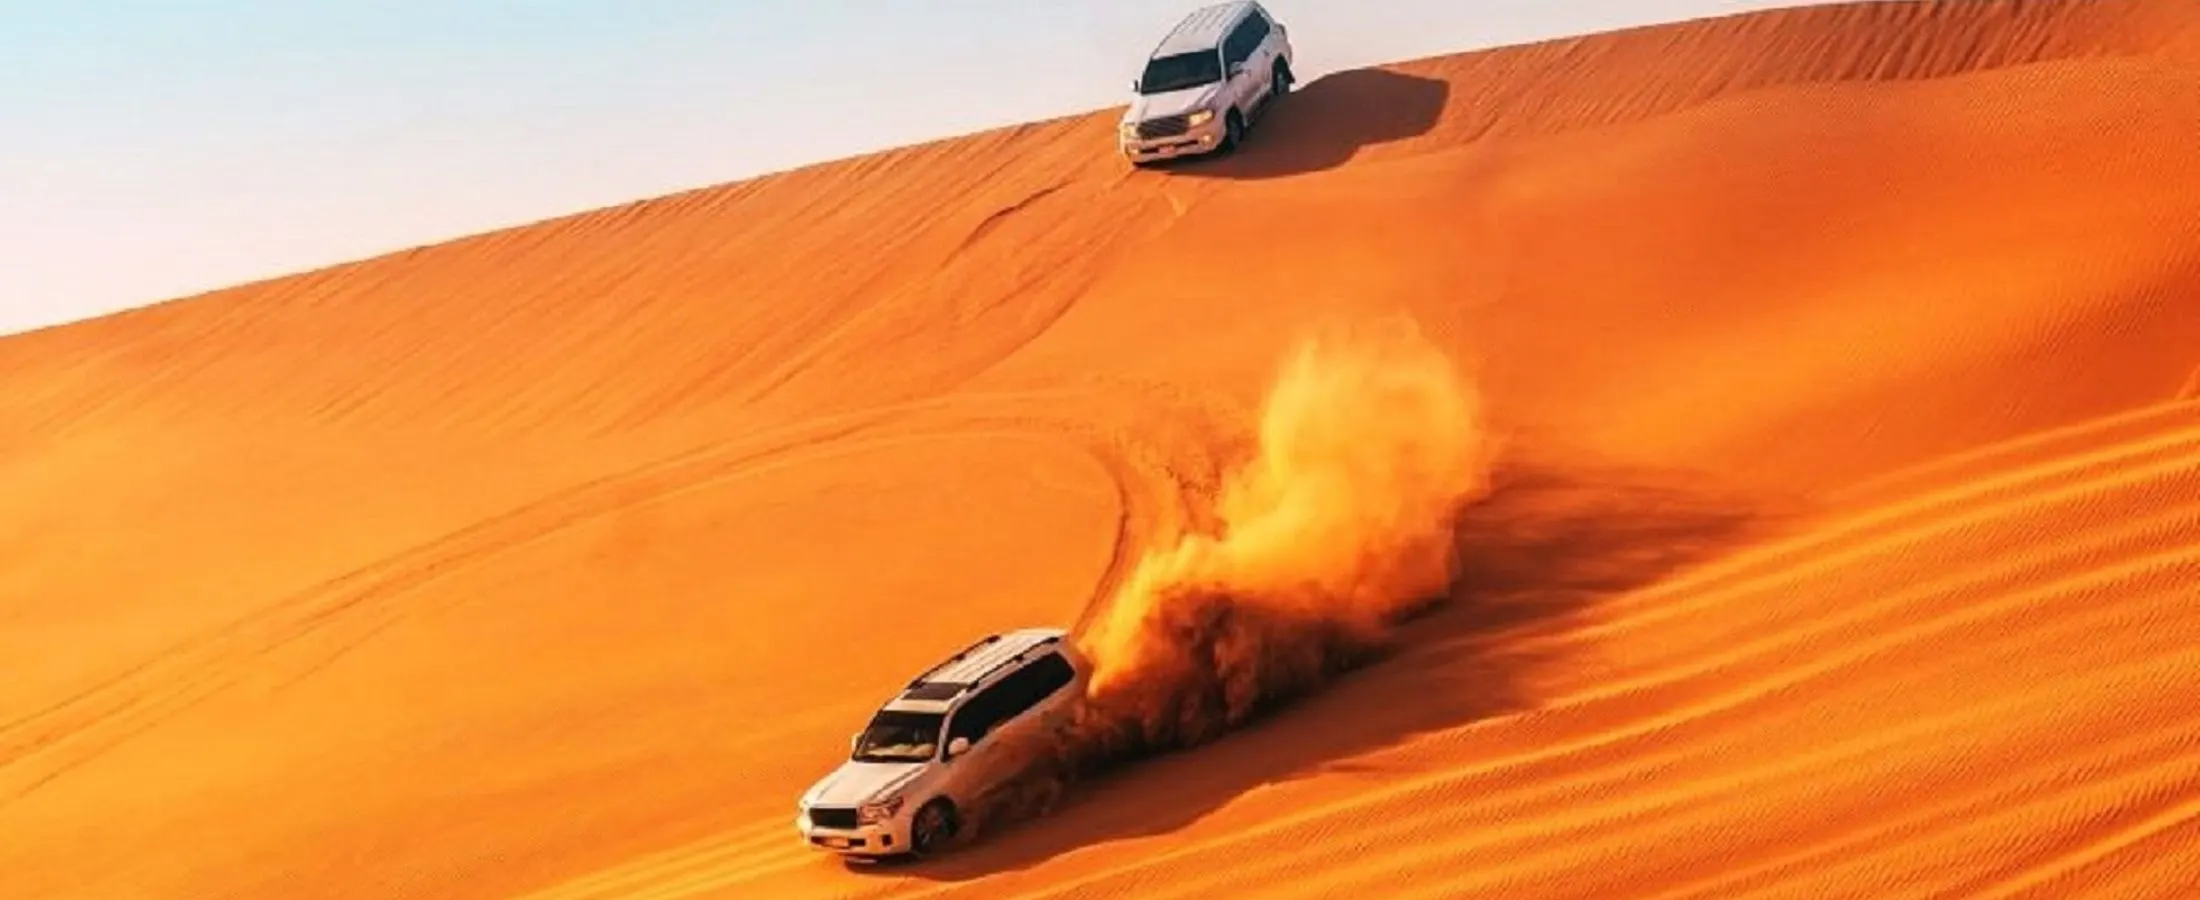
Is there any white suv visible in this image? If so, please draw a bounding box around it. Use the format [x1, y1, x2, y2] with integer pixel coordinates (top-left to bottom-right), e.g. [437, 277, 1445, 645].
[1119, 1, 1296, 165]
[794, 628, 1088, 858]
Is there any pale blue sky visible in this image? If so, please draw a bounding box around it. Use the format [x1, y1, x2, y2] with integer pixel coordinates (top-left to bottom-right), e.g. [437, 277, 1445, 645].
[0, 1, 1831, 335]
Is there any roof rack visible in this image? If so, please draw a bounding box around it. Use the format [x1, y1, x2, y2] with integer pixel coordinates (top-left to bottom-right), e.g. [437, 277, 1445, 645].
[901, 631, 1067, 694]
[959, 633, 1064, 686]
[968, 650, 1029, 686]
[905, 632, 1002, 689]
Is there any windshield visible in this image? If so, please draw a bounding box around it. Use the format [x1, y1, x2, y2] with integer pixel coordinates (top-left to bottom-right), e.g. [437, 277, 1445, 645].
[1140, 51, 1222, 95]
[851, 710, 943, 763]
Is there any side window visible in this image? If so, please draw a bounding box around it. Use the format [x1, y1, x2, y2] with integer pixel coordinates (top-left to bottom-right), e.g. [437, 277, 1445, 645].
[1222, 18, 1254, 66]
[1024, 653, 1074, 703]
[946, 683, 1007, 746]
[984, 664, 1046, 726]
[949, 651, 1079, 752]
[1244, 14, 1271, 48]
[1000, 652, 1075, 722]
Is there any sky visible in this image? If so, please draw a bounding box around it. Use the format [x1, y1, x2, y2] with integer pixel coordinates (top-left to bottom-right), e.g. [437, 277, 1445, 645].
[0, 0, 1838, 336]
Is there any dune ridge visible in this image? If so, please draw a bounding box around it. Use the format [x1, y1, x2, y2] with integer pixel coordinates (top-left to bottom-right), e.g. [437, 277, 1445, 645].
[4, 0, 2200, 898]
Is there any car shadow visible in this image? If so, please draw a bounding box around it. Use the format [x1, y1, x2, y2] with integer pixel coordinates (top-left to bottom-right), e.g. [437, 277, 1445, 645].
[1143, 67, 1451, 179]
[852, 457, 1781, 881]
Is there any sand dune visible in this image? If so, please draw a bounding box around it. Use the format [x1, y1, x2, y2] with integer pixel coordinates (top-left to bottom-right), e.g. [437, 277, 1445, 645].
[5, 0, 2200, 897]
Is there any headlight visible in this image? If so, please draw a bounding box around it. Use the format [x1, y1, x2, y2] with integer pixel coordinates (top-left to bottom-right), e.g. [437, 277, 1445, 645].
[1186, 109, 1214, 126]
[859, 795, 904, 824]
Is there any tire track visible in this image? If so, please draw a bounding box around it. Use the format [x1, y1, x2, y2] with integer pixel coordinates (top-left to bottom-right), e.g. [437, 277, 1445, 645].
[477, 379, 1240, 900]
[0, 366, 1244, 806]
[0, 376, 1232, 894]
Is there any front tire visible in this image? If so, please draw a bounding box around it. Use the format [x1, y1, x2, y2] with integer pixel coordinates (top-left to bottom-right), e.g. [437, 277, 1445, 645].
[1220, 110, 1245, 153]
[909, 798, 959, 857]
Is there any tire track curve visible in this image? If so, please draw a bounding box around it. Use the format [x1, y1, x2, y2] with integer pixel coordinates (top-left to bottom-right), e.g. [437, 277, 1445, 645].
[0, 378, 1227, 803]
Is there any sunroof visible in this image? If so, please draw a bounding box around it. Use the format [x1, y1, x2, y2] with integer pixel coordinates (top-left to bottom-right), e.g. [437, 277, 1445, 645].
[902, 682, 966, 700]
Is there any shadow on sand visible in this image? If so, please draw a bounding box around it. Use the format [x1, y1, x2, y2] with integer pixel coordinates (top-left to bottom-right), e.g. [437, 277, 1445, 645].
[853, 459, 1775, 880]
[1143, 67, 1451, 179]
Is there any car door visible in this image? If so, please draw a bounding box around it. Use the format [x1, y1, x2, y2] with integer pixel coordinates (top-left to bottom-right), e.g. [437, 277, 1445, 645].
[941, 682, 1013, 796]
[983, 653, 1083, 791]
[946, 671, 1047, 790]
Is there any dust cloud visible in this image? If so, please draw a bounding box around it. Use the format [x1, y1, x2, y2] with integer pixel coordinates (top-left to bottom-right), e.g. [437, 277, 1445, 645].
[974, 316, 1497, 832]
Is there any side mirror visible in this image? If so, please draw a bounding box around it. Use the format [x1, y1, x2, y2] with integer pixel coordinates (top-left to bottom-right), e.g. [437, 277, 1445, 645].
[946, 736, 971, 758]
[1131, 78, 1141, 92]
[850, 733, 861, 752]
[1228, 62, 1245, 78]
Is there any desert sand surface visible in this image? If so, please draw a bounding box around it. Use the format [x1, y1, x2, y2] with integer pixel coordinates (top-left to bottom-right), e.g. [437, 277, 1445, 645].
[6, 0, 2200, 897]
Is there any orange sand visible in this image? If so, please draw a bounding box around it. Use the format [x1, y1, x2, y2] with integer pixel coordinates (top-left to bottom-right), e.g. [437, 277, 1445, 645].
[6, 1, 2200, 897]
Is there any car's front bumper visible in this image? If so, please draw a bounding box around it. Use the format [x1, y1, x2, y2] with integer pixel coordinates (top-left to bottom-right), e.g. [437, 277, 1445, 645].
[794, 810, 908, 857]
[1119, 114, 1227, 163]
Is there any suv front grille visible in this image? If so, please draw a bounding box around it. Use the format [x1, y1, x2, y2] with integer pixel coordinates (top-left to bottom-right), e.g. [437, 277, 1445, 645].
[1136, 115, 1190, 139]
[807, 806, 859, 830]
